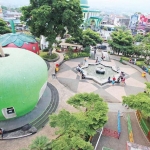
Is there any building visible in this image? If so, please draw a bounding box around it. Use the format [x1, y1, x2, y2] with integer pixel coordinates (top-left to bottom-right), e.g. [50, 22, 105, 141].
[145, 15, 150, 32]
[113, 15, 130, 27]
[0, 48, 47, 120]
[80, 0, 102, 29]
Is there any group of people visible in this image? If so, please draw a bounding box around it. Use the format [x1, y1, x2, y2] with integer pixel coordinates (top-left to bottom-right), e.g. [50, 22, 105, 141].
[76, 64, 85, 79]
[129, 58, 136, 65]
[108, 72, 126, 86]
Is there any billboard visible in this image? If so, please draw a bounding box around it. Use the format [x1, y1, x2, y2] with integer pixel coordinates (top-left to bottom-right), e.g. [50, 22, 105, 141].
[137, 14, 148, 30]
[129, 14, 138, 30]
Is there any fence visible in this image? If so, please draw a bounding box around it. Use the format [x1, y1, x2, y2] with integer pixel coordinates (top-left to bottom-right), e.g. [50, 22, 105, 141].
[136, 110, 150, 142]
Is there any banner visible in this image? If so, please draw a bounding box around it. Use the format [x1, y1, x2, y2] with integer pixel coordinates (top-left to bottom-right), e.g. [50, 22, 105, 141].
[137, 14, 148, 30]
[129, 14, 138, 30]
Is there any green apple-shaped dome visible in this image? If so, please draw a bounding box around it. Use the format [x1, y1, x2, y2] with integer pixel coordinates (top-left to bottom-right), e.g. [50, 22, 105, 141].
[0, 48, 48, 120]
[80, 0, 89, 8]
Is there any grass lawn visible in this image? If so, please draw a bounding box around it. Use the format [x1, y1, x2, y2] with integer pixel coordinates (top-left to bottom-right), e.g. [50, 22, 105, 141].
[39, 51, 58, 60]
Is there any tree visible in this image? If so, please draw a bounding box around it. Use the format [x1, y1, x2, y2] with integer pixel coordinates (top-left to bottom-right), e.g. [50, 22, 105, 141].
[30, 136, 51, 150]
[21, 0, 83, 54]
[65, 29, 103, 47]
[0, 19, 11, 34]
[134, 34, 144, 42]
[50, 110, 94, 150]
[67, 93, 108, 134]
[51, 134, 93, 150]
[108, 30, 134, 55]
[49, 93, 108, 150]
[122, 83, 150, 117]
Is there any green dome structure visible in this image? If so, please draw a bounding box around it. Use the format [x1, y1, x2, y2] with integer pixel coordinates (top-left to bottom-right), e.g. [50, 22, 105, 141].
[80, 0, 89, 8]
[0, 48, 48, 120]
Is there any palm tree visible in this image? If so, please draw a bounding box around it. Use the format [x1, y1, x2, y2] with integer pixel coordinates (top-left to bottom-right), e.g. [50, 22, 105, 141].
[30, 136, 51, 150]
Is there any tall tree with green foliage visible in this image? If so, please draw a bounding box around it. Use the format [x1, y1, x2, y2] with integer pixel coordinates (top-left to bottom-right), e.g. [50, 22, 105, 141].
[66, 29, 103, 47]
[49, 93, 108, 150]
[67, 93, 108, 133]
[0, 19, 11, 34]
[123, 82, 150, 117]
[51, 133, 93, 150]
[21, 0, 83, 54]
[108, 30, 134, 55]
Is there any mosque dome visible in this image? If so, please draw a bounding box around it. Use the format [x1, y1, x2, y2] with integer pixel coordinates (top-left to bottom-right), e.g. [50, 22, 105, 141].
[0, 48, 47, 120]
[80, 0, 89, 8]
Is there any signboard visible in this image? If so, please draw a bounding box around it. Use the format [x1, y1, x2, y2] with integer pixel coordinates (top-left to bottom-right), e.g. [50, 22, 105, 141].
[129, 14, 138, 30]
[137, 14, 148, 30]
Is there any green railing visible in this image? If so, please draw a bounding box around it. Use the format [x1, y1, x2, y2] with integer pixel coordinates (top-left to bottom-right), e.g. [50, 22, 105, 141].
[136, 110, 150, 141]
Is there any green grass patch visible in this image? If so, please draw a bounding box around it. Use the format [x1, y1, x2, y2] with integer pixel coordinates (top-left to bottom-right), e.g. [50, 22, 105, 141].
[121, 56, 130, 61]
[39, 51, 58, 60]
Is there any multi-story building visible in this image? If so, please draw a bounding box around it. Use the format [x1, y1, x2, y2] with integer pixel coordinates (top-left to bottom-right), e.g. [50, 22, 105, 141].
[80, 0, 102, 29]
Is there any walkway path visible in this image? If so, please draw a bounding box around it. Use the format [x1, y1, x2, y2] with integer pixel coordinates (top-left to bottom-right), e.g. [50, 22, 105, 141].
[0, 51, 150, 150]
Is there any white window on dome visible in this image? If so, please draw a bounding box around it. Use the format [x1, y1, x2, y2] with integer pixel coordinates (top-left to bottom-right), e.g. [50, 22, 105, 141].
[33, 47, 36, 50]
[2, 107, 16, 119]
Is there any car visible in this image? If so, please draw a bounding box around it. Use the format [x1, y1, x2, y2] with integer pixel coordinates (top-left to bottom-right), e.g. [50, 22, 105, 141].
[137, 29, 145, 35]
[97, 45, 107, 50]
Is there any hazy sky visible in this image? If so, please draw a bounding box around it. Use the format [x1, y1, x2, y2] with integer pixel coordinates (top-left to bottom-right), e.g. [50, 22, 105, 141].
[0, 0, 150, 13]
[88, 0, 150, 13]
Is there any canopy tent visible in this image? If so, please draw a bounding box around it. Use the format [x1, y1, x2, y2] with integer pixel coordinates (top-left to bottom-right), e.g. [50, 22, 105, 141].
[59, 43, 83, 48]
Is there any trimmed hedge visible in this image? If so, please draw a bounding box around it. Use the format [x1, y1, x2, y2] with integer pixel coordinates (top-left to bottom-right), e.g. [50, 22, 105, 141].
[40, 51, 58, 60]
[121, 57, 130, 61]
[64, 52, 90, 60]
[136, 61, 145, 67]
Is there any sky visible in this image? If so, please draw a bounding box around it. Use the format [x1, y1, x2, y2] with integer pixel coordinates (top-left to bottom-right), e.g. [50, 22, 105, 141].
[88, 0, 150, 14]
[0, 0, 150, 14]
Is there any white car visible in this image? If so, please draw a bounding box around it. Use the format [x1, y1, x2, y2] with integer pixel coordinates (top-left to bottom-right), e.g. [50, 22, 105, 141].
[137, 30, 145, 35]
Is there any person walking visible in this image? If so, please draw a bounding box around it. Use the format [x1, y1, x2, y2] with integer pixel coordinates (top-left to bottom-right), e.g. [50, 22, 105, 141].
[122, 77, 126, 86]
[96, 57, 99, 63]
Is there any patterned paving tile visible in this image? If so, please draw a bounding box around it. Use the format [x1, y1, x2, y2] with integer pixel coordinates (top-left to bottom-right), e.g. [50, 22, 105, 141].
[57, 70, 77, 79]
[119, 67, 137, 75]
[58, 63, 72, 73]
[124, 86, 145, 96]
[64, 61, 80, 68]
[105, 86, 126, 102]
[77, 82, 98, 93]
[57, 78, 79, 93]
[125, 77, 146, 88]
[101, 60, 116, 66]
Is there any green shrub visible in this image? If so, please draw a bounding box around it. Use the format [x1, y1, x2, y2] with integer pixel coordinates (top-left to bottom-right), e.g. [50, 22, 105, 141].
[72, 53, 78, 58]
[137, 58, 145, 61]
[121, 57, 130, 61]
[43, 48, 49, 52]
[64, 55, 70, 60]
[84, 46, 90, 53]
[78, 52, 90, 57]
[136, 61, 145, 67]
[40, 51, 58, 60]
[148, 69, 150, 74]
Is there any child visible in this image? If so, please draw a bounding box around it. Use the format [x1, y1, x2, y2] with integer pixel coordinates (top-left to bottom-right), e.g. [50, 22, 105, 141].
[96, 57, 99, 63]
[112, 76, 116, 86]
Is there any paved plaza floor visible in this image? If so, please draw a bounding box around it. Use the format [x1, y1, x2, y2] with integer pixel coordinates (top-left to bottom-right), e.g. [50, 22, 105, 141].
[0, 51, 150, 150]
